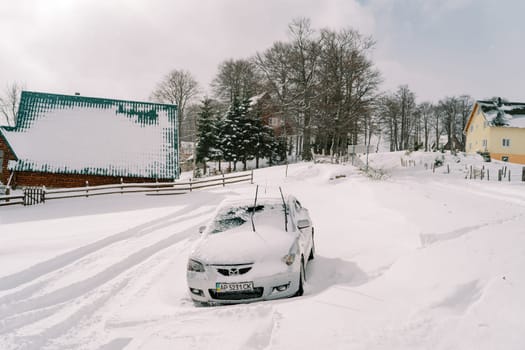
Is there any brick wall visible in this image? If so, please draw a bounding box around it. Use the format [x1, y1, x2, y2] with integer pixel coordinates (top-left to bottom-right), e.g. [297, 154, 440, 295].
[0, 134, 17, 185]
[11, 171, 174, 189]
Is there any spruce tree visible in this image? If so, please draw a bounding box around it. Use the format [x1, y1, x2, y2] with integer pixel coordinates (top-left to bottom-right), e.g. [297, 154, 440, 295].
[219, 97, 243, 171]
[195, 98, 217, 175]
[249, 100, 276, 168]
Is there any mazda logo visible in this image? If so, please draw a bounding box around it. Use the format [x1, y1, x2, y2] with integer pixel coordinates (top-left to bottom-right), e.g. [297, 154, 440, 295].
[229, 268, 239, 276]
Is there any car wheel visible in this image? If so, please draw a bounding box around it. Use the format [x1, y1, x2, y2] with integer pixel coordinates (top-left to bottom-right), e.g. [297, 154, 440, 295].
[295, 258, 305, 297]
[308, 230, 315, 261]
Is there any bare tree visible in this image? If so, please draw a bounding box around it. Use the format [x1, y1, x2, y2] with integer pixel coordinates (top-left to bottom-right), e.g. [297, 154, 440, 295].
[0, 82, 23, 127]
[456, 95, 474, 149]
[286, 18, 322, 160]
[151, 69, 200, 149]
[211, 59, 261, 104]
[396, 85, 416, 150]
[418, 102, 433, 151]
[316, 27, 381, 156]
[255, 41, 294, 154]
[377, 94, 400, 151]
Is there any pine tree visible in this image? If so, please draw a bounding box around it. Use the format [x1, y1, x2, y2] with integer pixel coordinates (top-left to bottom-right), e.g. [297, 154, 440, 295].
[238, 98, 258, 170]
[195, 98, 217, 175]
[219, 97, 243, 171]
[249, 100, 277, 168]
[218, 96, 281, 171]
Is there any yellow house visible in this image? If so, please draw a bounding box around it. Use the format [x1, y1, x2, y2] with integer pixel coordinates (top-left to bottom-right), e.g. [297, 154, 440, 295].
[464, 99, 525, 164]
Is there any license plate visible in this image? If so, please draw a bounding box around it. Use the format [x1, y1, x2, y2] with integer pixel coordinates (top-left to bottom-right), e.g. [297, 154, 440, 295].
[216, 282, 254, 292]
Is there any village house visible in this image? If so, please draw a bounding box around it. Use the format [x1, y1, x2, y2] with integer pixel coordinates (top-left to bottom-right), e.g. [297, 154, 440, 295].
[249, 92, 301, 156]
[0, 91, 178, 188]
[464, 98, 525, 164]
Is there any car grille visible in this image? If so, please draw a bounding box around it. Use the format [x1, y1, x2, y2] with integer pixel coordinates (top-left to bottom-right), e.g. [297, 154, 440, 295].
[216, 267, 252, 276]
[209, 287, 264, 300]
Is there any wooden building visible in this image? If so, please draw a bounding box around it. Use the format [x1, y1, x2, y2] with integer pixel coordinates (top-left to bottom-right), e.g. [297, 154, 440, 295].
[0, 91, 178, 188]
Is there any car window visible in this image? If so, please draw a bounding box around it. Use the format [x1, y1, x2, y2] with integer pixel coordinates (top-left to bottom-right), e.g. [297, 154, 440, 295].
[210, 203, 286, 234]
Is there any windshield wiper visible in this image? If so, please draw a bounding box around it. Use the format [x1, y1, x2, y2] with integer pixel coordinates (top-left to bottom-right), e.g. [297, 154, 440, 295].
[251, 185, 259, 232]
[279, 186, 288, 232]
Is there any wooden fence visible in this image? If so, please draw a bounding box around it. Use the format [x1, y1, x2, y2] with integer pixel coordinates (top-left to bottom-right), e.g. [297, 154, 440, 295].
[0, 171, 253, 207]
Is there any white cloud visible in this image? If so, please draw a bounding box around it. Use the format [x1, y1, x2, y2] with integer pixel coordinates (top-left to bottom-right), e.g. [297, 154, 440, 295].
[1, 0, 524, 103]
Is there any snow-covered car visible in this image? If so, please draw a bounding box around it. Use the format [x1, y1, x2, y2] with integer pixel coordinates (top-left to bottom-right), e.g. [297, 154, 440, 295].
[187, 193, 315, 304]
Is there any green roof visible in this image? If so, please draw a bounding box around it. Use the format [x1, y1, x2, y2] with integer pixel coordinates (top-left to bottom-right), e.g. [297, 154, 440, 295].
[0, 91, 179, 179]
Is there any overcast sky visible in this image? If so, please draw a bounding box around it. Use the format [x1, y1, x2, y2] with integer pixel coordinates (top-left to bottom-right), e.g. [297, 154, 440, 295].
[1, 0, 524, 104]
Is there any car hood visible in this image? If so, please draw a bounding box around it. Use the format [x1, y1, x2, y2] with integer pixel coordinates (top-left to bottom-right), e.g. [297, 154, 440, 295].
[191, 225, 297, 265]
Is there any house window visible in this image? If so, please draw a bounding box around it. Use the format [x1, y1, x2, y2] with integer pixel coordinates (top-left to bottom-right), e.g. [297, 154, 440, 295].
[502, 156, 509, 162]
[502, 138, 511, 147]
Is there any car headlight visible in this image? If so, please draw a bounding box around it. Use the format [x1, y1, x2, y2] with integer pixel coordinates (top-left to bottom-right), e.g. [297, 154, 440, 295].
[282, 253, 296, 266]
[283, 240, 300, 266]
[187, 259, 205, 272]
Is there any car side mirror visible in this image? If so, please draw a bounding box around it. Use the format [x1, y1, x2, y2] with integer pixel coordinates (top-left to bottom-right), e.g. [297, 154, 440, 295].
[297, 219, 310, 230]
[199, 226, 206, 234]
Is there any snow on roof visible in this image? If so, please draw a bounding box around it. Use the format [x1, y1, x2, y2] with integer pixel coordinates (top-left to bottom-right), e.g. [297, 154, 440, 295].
[249, 92, 269, 106]
[0, 91, 179, 179]
[477, 100, 525, 128]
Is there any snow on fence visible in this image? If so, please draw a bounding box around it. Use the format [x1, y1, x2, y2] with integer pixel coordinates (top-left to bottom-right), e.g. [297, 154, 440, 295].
[0, 171, 253, 207]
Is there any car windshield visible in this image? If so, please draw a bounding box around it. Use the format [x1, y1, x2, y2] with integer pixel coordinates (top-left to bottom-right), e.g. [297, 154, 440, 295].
[210, 202, 285, 234]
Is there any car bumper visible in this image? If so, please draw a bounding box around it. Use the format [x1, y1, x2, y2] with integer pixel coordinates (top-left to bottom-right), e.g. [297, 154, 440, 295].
[187, 262, 300, 304]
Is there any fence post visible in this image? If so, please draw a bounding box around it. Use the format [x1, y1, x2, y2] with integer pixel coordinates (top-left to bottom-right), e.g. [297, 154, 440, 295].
[498, 169, 502, 181]
[189, 178, 192, 192]
[250, 170, 254, 184]
[120, 178, 124, 194]
[487, 169, 490, 181]
[5, 187, 10, 203]
[85, 181, 89, 198]
[509, 169, 511, 182]
[42, 186, 46, 203]
[447, 164, 450, 174]
[222, 172, 225, 187]
[522, 167, 525, 182]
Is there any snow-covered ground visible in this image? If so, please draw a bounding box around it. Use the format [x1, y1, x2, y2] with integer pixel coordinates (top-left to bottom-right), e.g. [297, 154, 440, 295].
[1, 151, 524, 349]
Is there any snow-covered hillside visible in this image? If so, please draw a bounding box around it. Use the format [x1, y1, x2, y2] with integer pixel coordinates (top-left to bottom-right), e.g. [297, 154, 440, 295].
[1, 152, 524, 349]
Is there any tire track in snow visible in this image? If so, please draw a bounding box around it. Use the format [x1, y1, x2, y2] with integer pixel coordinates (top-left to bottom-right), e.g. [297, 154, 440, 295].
[4, 238, 194, 349]
[13, 278, 130, 350]
[0, 206, 213, 320]
[0, 200, 217, 293]
[0, 222, 202, 327]
[433, 181, 525, 207]
[420, 212, 525, 247]
[28, 206, 213, 299]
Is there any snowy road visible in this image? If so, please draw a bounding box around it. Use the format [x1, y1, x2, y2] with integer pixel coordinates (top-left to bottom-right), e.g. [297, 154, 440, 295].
[1, 155, 525, 349]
